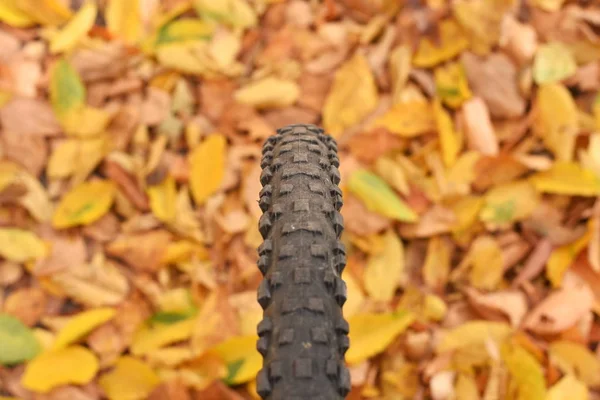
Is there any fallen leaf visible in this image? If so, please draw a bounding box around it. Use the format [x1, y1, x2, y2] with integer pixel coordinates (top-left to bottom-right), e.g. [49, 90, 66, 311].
[0, 0, 36, 27]
[14, 0, 71, 26]
[413, 19, 469, 68]
[434, 100, 462, 167]
[21, 346, 98, 393]
[49, 1, 97, 54]
[53, 308, 116, 350]
[374, 101, 435, 137]
[210, 335, 261, 385]
[546, 375, 589, 400]
[342, 194, 391, 236]
[579, 133, 600, 180]
[106, 0, 143, 44]
[461, 52, 526, 118]
[422, 236, 452, 290]
[462, 97, 499, 156]
[51, 254, 129, 307]
[323, 52, 379, 137]
[49, 58, 85, 119]
[47, 137, 109, 183]
[534, 83, 578, 162]
[147, 175, 177, 223]
[465, 288, 528, 327]
[0, 228, 46, 262]
[468, 236, 504, 290]
[453, 0, 510, 55]
[131, 318, 195, 356]
[194, 0, 257, 29]
[234, 77, 299, 109]
[434, 62, 472, 108]
[52, 180, 117, 229]
[99, 356, 160, 400]
[0, 314, 41, 365]
[533, 0, 566, 13]
[480, 180, 540, 226]
[455, 373, 480, 400]
[533, 42, 577, 84]
[346, 311, 415, 364]
[106, 230, 171, 272]
[549, 340, 600, 387]
[374, 157, 410, 195]
[547, 232, 591, 287]
[347, 169, 418, 222]
[364, 229, 405, 301]
[0, 97, 61, 136]
[501, 342, 546, 400]
[524, 284, 594, 335]
[189, 134, 226, 205]
[437, 321, 512, 353]
[530, 162, 600, 196]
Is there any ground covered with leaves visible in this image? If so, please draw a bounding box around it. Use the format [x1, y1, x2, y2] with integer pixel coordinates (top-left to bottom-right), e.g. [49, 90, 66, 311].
[0, 0, 600, 399]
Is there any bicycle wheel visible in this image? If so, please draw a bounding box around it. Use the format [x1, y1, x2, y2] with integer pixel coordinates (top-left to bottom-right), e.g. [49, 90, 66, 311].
[255, 124, 350, 399]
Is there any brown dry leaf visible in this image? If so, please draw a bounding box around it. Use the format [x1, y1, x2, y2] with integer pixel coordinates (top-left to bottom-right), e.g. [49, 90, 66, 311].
[524, 283, 594, 335]
[461, 97, 499, 156]
[461, 52, 526, 119]
[0, 97, 61, 136]
[465, 288, 528, 327]
[323, 52, 379, 137]
[106, 230, 172, 272]
[4, 287, 47, 327]
[1, 129, 48, 177]
[34, 232, 87, 276]
[342, 194, 391, 236]
[499, 15, 538, 64]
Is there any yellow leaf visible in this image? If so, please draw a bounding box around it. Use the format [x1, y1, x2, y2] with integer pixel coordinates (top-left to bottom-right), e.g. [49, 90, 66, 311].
[194, 0, 257, 29]
[99, 356, 160, 400]
[347, 169, 418, 222]
[189, 134, 226, 205]
[49, 0, 97, 53]
[131, 318, 195, 355]
[161, 240, 209, 265]
[389, 45, 412, 104]
[501, 342, 547, 400]
[14, 0, 71, 26]
[342, 270, 365, 318]
[534, 84, 578, 161]
[434, 99, 462, 167]
[323, 53, 379, 137]
[437, 321, 512, 353]
[0, 229, 46, 262]
[533, 42, 577, 84]
[533, 0, 565, 12]
[453, 0, 511, 55]
[156, 42, 210, 76]
[468, 236, 504, 290]
[211, 335, 261, 385]
[234, 77, 299, 109]
[531, 162, 600, 196]
[346, 311, 415, 364]
[106, 0, 142, 44]
[52, 180, 117, 229]
[546, 375, 589, 400]
[549, 341, 600, 387]
[21, 346, 98, 393]
[374, 157, 410, 195]
[434, 62, 472, 108]
[480, 180, 540, 225]
[375, 101, 435, 137]
[61, 106, 112, 138]
[455, 374, 480, 400]
[423, 294, 447, 321]
[423, 236, 452, 290]
[147, 175, 177, 223]
[53, 308, 116, 349]
[547, 232, 591, 287]
[364, 230, 405, 301]
[47, 137, 109, 182]
[413, 19, 469, 67]
[0, 0, 36, 27]
[152, 18, 213, 48]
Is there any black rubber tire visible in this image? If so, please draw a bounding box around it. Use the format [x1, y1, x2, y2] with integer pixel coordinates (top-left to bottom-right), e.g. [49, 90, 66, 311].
[255, 124, 350, 400]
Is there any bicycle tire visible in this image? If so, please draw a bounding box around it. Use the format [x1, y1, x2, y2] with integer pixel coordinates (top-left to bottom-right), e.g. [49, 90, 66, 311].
[256, 124, 350, 400]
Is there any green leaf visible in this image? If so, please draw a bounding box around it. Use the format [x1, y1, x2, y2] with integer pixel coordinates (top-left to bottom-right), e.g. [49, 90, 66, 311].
[155, 18, 213, 46]
[49, 59, 85, 117]
[149, 311, 193, 325]
[0, 314, 41, 365]
[348, 169, 418, 222]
